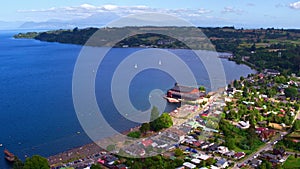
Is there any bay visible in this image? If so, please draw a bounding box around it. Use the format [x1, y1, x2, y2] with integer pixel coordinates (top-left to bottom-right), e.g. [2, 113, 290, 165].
[0, 30, 255, 168]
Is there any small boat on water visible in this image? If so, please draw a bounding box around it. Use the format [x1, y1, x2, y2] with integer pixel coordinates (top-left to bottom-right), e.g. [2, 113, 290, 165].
[4, 149, 15, 162]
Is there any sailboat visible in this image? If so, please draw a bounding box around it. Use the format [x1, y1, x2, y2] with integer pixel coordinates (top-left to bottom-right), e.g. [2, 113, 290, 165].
[134, 64, 138, 69]
[159, 60, 162, 65]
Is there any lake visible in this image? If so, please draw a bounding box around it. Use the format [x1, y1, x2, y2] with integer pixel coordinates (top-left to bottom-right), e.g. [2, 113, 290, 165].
[0, 30, 255, 168]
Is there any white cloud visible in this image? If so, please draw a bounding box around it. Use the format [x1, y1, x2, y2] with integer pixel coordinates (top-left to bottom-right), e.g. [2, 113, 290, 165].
[222, 6, 244, 15]
[80, 4, 97, 9]
[290, 1, 300, 9]
[17, 4, 211, 22]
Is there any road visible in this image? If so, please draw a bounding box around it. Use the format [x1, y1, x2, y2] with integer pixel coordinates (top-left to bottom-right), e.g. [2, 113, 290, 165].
[233, 132, 287, 168]
[233, 110, 300, 168]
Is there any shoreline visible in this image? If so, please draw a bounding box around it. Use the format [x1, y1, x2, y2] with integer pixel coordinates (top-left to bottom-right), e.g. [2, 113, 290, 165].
[47, 87, 226, 167]
[47, 125, 141, 166]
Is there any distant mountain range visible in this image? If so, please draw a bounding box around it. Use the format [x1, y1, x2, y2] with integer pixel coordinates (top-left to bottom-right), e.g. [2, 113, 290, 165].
[0, 21, 23, 30]
[0, 13, 121, 30]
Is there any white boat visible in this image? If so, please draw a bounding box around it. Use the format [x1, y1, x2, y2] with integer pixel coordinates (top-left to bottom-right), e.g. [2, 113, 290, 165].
[159, 60, 162, 65]
[0, 144, 2, 147]
[134, 64, 138, 69]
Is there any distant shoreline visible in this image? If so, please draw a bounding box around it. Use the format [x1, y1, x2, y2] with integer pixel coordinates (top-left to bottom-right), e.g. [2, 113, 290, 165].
[14, 26, 300, 76]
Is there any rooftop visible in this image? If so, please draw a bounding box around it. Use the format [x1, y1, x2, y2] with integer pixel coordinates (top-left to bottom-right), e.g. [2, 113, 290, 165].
[170, 84, 199, 93]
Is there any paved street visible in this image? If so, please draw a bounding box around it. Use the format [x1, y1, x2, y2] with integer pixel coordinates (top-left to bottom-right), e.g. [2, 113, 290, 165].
[234, 114, 298, 168]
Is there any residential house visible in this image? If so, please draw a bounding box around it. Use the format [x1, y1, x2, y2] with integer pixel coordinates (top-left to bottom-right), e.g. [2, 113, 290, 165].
[198, 154, 210, 161]
[142, 139, 153, 148]
[255, 127, 268, 134]
[234, 152, 246, 159]
[208, 143, 219, 152]
[216, 158, 229, 168]
[217, 146, 229, 154]
[226, 87, 236, 95]
[210, 165, 220, 169]
[250, 158, 262, 168]
[264, 69, 280, 76]
[273, 147, 285, 157]
[191, 158, 201, 164]
[261, 153, 278, 161]
[260, 130, 276, 141]
[224, 151, 235, 158]
[183, 162, 196, 169]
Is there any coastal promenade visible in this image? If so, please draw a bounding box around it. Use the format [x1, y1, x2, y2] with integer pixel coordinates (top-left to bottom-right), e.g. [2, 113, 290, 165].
[47, 88, 225, 168]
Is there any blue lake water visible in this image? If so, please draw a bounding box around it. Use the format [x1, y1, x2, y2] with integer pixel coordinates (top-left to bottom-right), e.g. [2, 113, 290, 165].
[0, 30, 255, 168]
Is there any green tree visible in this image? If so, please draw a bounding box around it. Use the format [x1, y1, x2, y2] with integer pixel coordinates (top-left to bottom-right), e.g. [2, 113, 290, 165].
[233, 80, 239, 88]
[285, 87, 298, 99]
[240, 76, 245, 81]
[206, 158, 216, 166]
[199, 86, 206, 91]
[225, 138, 235, 150]
[13, 157, 24, 169]
[91, 163, 103, 169]
[295, 103, 300, 111]
[127, 131, 141, 138]
[173, 158, 184, 167]
[150, 113, 173, 131]
[274, 76, 287, 83]
[266, 87, 277, 97]
[140, 123, 150, 134]
[23, 155, 49, 169]
[174, 148, 183, 157]
[243, 87, 248, 97]
[259, 160, 272, 169]
[250, 43, 256, 51]
[227, 110, 237, 120]
[293, 120, 300, 131]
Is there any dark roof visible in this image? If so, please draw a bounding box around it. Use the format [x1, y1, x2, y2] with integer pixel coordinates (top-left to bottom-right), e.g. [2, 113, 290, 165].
[208, 144, 219, 151]
[261, 153, 277, 160]
[216, 158, 227, 165]
[273, 147, 285, 155]
[250, 159, 261, 166]
[170, 85, 198, 93]
[227, 87, 234, 92]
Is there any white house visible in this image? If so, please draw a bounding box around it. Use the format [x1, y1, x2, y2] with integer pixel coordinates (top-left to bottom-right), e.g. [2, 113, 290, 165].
[183, 162, 196, 169]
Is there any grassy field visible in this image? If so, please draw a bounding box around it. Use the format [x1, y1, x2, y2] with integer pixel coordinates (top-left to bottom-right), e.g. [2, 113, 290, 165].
[283, 156, 300, 169]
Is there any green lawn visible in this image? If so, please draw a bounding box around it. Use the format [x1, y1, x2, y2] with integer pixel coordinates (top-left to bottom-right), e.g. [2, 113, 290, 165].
[283, 156, 300, 169]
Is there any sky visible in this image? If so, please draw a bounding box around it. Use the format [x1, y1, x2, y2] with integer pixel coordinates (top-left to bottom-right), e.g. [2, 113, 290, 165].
[1, 0, 300, 28]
